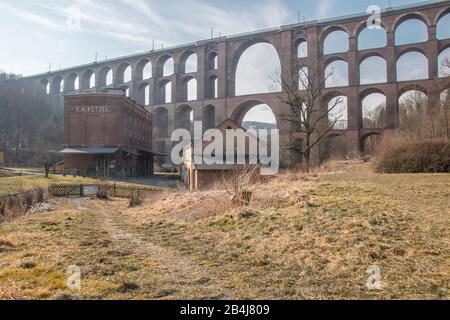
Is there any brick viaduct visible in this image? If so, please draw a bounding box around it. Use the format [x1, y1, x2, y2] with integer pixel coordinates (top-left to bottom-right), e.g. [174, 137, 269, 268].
[20, 0, 450, 166]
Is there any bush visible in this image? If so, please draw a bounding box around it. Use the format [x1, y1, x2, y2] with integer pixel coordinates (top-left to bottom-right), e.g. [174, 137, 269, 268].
[129, 191, 144, 208]
[96, 185, 109, 199]
[376, 140, 450, 173]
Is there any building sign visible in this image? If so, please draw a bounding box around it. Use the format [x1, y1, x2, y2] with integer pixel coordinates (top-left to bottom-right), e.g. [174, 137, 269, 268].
[75, 105, 112, 113]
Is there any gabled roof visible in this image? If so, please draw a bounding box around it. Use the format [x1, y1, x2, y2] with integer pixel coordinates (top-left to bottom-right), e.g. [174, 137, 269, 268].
[215, 119, 244, 131]
[213, 118, 268, 148]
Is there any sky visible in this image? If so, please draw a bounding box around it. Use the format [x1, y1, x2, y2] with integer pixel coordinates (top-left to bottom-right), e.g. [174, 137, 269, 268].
[0, 0, 432, 76]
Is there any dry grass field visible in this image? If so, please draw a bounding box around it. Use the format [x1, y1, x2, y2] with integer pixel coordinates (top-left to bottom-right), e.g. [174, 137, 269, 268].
[0, 171, 98, 196]
[0, 164, 448, 300]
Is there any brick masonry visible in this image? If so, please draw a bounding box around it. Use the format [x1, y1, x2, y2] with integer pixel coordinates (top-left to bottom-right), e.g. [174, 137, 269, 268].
[16, 0, 450, 166]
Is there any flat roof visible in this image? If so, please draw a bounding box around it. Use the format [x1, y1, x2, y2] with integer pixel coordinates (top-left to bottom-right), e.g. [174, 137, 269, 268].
[60, 147, 120, 155]
[60, 147, 166, 156]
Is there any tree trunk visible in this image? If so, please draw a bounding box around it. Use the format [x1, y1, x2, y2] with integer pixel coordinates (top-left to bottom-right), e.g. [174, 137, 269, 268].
[45, 163, 50, 178]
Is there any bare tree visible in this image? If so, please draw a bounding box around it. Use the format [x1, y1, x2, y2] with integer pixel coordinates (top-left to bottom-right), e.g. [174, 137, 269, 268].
[222, 164, 259, 206]
[35, 150, 62, 178]
[0, 73, 63, 166]
[441, 58, 450, 140]
[274, 61, 343, 169]
[441, 89, 450, 141]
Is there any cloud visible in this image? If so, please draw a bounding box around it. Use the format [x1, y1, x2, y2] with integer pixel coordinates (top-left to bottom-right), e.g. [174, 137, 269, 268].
[317, 0, 334, 19]
[0, 0, 295, 76]
[0, 2, 63, 31]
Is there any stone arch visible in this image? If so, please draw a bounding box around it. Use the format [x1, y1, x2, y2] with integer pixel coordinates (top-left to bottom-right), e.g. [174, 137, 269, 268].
[359, 87, 387, 100]
[175, 104, 193, 131]
[179, 51, 197, 73]
[98, 66, 113, 87]
[51, 76, 63, 94]
[184, 77, 197, 101]
[295, 38, 308, 58]
[320, 133, 347, 162]
[353, 18, 389, 37]
[81, 69, 95, 89]
[155, 54, 173, 77]
[436, 9, 450, 40]
[325, 59, 349, 88]
[438, 47, 450, 77]
[163, 56, 175, 77]
[207, 75, 218, 99]
[361, 91, 387, 129]
[137, 82, 151, 105]
[135, 58, 152, 81]
[116, 62, 132, 83]
[231, 99, 278, 128]
[65, 73, 79, 92]
[154, 107, 169, 138]
[397, 51, 429, 81]
[357, 24, 387, 50]
[321, 26, 349, 55]
[231, 38, 282, 96]
[360, 132, 383, 155]
[398, 88, 429, 138]
[394, 13, 429, 45]
[359, 55, 387, 84]
[323, 92, 348, 130]
[393, 12, 431, 31]
[203, 105, 216, 130]
[398, 84, 428, 98]
[434, 6, 450, 25]
[40, 79, 50, 95]
[160, 79, 172, 104]
[298, 66, 309, 91]
[208, 52, 219, 70]
[396, 46, 428, 59]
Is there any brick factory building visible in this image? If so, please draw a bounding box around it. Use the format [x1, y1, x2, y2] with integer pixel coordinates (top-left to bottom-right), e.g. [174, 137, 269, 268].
[61, 89, 158, 179]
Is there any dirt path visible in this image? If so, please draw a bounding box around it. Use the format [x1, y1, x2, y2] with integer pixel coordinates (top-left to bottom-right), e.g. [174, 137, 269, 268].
[93, 201, 234, 299]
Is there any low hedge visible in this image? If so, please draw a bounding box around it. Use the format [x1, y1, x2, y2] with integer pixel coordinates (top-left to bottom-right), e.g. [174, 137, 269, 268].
[376, 140, 450, 173]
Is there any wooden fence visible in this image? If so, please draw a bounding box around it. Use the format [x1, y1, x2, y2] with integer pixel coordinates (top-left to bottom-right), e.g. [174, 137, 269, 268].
[48, 184, 160, 199]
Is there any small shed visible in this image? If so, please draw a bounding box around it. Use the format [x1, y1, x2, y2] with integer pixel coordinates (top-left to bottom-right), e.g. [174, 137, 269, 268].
[50, 161, 64, 174]
[181, 119, 266, 191]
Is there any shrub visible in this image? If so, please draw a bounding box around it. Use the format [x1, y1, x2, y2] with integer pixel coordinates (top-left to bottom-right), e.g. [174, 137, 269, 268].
[96, 184, 109, 199]
[36, 187, 44, 203]
[129, 191, 144, 208]
[376, 140, 450, 173]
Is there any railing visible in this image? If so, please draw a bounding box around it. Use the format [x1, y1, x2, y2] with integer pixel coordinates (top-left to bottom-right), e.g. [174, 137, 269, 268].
[48, 183, 160, 199]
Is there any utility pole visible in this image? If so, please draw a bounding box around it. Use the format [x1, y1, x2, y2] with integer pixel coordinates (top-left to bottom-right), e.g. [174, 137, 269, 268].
[95, 52, 97, 63]
[298, 10, 300, 23]
[48, 62, 51, 72]
[211, 26, 214, 39]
